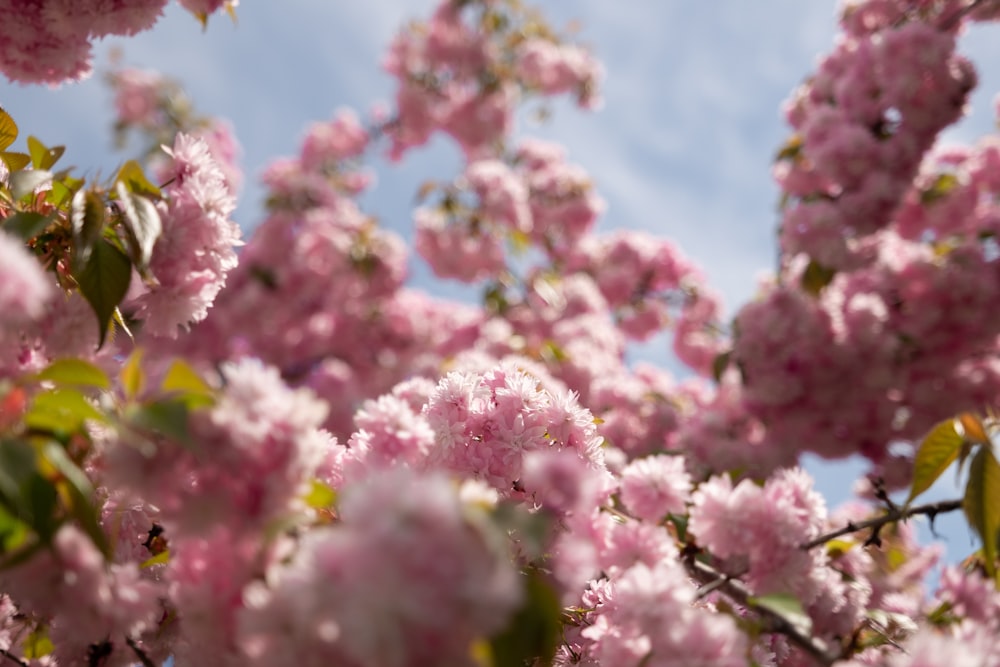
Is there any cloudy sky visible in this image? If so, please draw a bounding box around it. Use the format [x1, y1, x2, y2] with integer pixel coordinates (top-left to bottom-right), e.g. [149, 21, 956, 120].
[4, 1, 1000, 556]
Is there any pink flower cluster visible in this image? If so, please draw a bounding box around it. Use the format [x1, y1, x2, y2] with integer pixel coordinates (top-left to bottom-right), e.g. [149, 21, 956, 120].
[424, 363, 606, 492]
[384, 2, 602, 158]
[128, 133, 241, 337]
[239, 468, 522, 667]
[0, 0, 233, 85]
[777, 7, 976, 269]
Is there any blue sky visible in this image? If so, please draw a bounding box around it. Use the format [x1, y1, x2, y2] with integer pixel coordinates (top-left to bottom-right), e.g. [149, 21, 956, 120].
[4, 1, 1000, 560]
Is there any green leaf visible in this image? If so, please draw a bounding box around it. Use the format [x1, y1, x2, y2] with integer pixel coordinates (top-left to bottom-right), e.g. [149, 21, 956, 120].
[73, 240, 133, 349]
[0, 151, 31, 171]
[488, 571, 561, 667]
[712, 350, 732, 383]
[9, 169, 52, 200]
[921, 173, 959, 205]
[539, 340, 568, 364]
[775, 134, 802, 161]
[116, 182, 162, 271]
[24, 388, 107, 433]
[23, 626, 54, 659]
[43, 441, 110, 559]
[27, 136, 64, 170]
[140, 549, 170, 568]
[304, 479, 337, 509]
[129, 399, 196, 447]
[120, 349, 146, 400]
[0, 504, 29, 553]
[115, 160, 162, 199]
[2, 211, 54, 240]
[748, 592, 813, 636]
[22, 473, 57, 542]
[963, 447, 1000, 580]
[48, 173, 84, 208]
[907, 418, 965, 505]
[800, 260, 836, 296]
[825, 538, 855, 558]
[0, 108, 17, 152]
[161, 360, 215, 407]
[70, 189, 107, 270]
[0, 439, 37, 508]
[34, 358, 110, 390]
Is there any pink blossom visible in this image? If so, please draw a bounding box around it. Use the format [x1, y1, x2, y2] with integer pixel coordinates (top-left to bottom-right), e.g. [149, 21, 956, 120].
[619, 455, 691, 523]
[0, 232, 53, 324]
[301, 108, 370, 170]
[130, 133, 241, 337]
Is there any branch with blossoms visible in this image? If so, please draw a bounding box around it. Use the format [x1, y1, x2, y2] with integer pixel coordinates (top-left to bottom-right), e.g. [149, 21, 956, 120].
[800, 498, 965, 551]
[683, 555, 843, 667]
[0, 649, 27, 667]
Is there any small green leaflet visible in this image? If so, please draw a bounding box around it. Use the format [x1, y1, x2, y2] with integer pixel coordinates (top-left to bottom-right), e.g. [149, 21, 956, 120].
[25, 388, 107, 433]
[26, 136, 64, 170]
[34, 358, 110, 390]
[488, 571, 561, 667]
[906, 418, 965, 505]
[963, 447, 1000, 582]
[73, 240, 133, 349]
[116, 182, 162, 272]
[8, 169, 52, 200]
[748, 592, 813, 636]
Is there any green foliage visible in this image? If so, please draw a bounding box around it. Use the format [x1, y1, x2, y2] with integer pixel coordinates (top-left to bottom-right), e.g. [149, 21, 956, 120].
[963, 446, 1000, 581]
[2, 211, 54, 240]
[920, 173, 959, 205]
[120, 349, 146, 400]
[800, 260, 836, 296]
[907, 418, 965, 505]
[34, 358, 111, 390]
[70, 189, 107, 268]
[304, 479, 338, 510]
[712, 350, 732, 383]
[9, 168, 52, 201]
[72, 239, 133, 348]
[161, 359, 215, 408]
[26, 136, 64, 170]
[115, 160, 162, 198]
[23, 626, 54, 659]
[127, 399, 196, 447]
[487, 570, 562, 667]
[0, 108, 31, 171]
[116, 182, 162, 274]
[747, 592, 812, 636]
[25, 388, 107, 433]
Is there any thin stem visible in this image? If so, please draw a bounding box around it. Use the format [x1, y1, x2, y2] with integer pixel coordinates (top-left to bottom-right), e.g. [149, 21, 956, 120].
[684, 557, 842, 666]
[941, 0, 988, 30]
[126, 637, 157, 667]
[800, 498, 963, 551]
[0, 649, 27, 667]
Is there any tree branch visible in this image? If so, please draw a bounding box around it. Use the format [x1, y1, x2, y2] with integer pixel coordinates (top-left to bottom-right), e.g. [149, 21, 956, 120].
[0, 649, 27, 667]
[683, 556, 842, 666]
[126, 637, 156, 667]
[941, 0, 989, 30]
[800, 498, 963, 551]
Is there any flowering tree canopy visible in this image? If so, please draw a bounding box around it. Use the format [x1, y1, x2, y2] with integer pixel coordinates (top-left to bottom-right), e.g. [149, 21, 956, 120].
[2, 1, 1000, 666]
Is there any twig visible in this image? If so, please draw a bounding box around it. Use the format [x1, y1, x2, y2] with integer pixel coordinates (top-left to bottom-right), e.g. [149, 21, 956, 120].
[683, 557, 842, 666]
[0, 649, 26, 667]
[126, 637, 157, 667]
[800, 498, 963, 551]
[941, 0, 989, 30]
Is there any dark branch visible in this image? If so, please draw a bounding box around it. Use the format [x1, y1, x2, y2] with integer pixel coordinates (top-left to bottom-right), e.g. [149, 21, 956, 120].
[684, 557, 842, 666]
[0, 649, 27, 667]
[800, 498, 964, 551]
[126, 637, 157, 667]
[941, 0, 989, 30]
